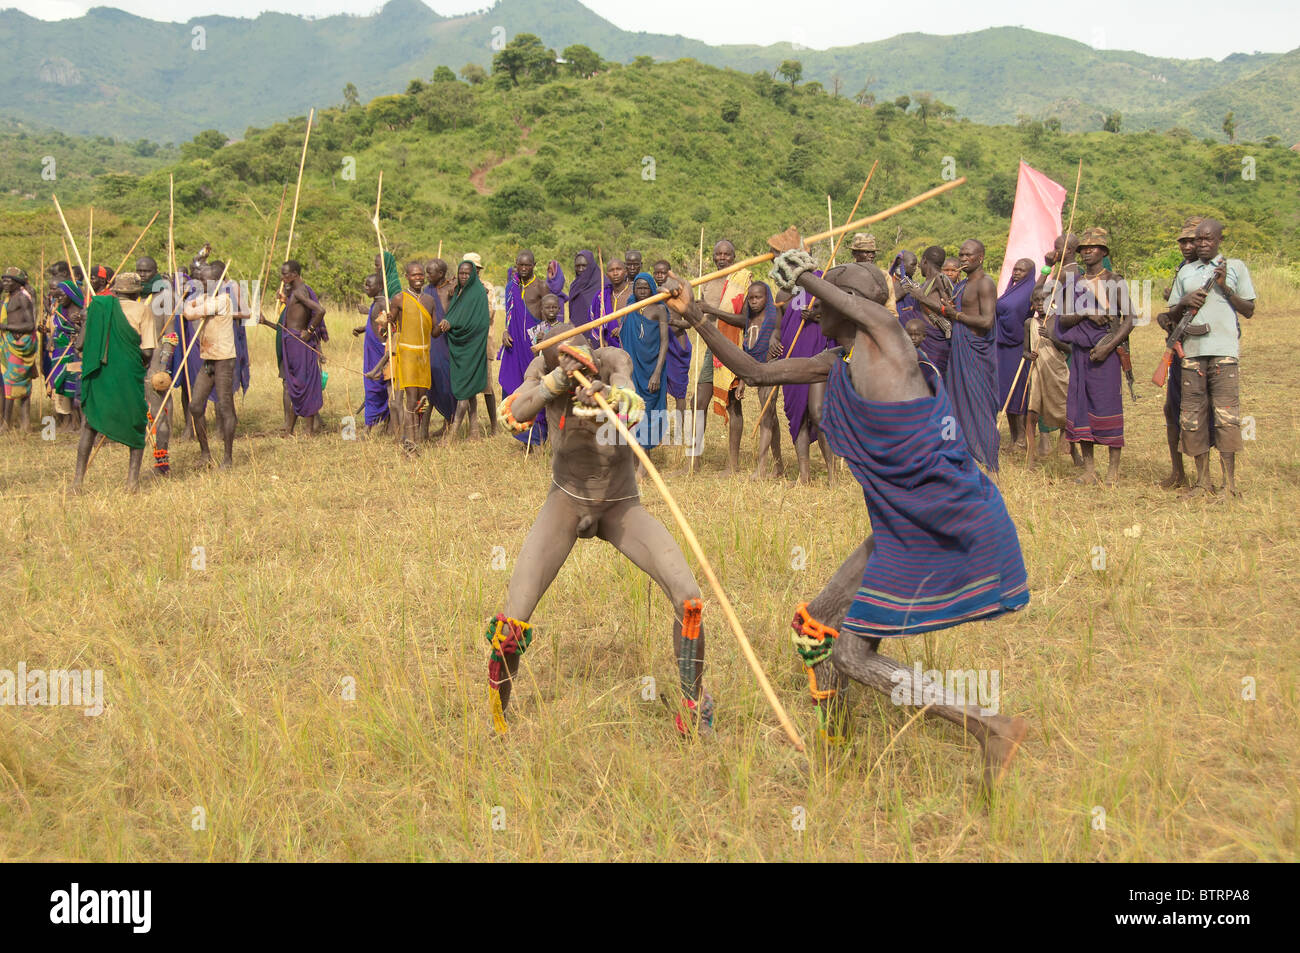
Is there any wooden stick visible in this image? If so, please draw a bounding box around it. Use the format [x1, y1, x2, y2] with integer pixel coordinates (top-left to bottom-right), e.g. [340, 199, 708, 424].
[436, 239, 443, 260]
[535, 165, 944, 354]
[260, 316, 367, 377]
[283, 108, 314, 271]
[372, 172, 401, 429]
[85, 432, 108, 470]
[254, 184, 289, 318]
[37, 240, 46, 421]
[687, 229, 706, 472]
[110, 210, 160, 284]
[168, 175, 188, 406]
[1000, 358, 1028, 415]
[86, 207, 93, 278]
[50, 195, 92, 306]
[752, 160, 879, 434]
[149, 259, 232, 439]
[569, 368, 805, 753]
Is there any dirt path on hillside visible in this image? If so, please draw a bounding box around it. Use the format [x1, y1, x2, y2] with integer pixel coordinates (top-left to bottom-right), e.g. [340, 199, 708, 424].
[469, 126, 535, 196]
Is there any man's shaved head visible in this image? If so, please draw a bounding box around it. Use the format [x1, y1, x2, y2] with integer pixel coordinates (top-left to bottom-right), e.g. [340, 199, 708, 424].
[538, 321, 578, 371]
[825, 261, 889, 305]
[921, 245, 946, 268]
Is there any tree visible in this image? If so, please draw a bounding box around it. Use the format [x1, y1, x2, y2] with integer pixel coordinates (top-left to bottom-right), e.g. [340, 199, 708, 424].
[1223, 111, 1236, 143]
[180, 129, 228, 160]
[460, 63, 487, 85]
[418, 82, 475, 132]
[432, 66, 457, 83]
[562, 44, 603, 77]
[1044, 116, 1062, 133]
[894, 94, 911, 112]
[752, 70, 775, 99]
[545, 168, 597, 208]
[486, 182, 546, 229]
[854, 87, 875, 107]
[1103, 112, 1122, 133]
[492, 33, 558, 86]
[778, 59, 802, 89]
[342, 82, 360, 110]
[406, 79, 425, 95]
[720, 99, 741, 123]
[804, 81, 824, 95]
[830, 74, 843, 98]
[633, 55, 654, 69]
[985, 172, 1017, 217]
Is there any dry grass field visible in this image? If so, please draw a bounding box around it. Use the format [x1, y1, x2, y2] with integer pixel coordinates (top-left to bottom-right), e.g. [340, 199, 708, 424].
[2, 277, 1298, 861]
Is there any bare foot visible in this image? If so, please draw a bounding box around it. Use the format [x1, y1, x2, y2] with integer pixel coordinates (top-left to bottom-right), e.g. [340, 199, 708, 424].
[1179, 484, 1215, 499]
[197, 453, 214, 469]
[979, 714, 1028, 788]
[1158, 472, 1188, 490]
[219, 458, 233, 470]
[1074, 473, 1100, 486]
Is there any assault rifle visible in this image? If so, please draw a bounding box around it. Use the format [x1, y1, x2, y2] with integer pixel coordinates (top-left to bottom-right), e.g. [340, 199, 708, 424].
[1152, 256, 1225, 387]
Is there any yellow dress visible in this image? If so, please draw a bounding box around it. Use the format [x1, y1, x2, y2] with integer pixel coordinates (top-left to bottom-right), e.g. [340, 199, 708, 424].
[394, 290, 433, 391]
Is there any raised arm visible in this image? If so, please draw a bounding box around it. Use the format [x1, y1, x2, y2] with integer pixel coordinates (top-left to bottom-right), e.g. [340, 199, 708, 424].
[664, 279, 830, 386]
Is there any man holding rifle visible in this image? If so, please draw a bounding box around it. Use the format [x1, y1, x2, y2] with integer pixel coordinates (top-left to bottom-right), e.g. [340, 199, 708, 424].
[1164, 218, 1255, 498]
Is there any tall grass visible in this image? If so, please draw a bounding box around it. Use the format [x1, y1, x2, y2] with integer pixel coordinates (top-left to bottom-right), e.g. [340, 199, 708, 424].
[0, 305, 1296, 861]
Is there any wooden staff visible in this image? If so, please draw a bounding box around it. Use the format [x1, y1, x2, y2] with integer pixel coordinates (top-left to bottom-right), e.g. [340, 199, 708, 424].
[568, 367, 805, 753]
[282, 108, 314, 280]
[372, 172, 400, 429]
[86, 207, 93, 278]
[109, 211, 161, 284]
[533, 162, 929, 355]
[436, 239, 442, 260]
[36, 240, 46, 420]
[261, 315, 367, 377]
[751, 160, 879, 433]
[253, 184, 288, 319]
[50, 195, 92, 306]
[687, 226, 705, 471]
[148, 259, 232, 439]
[167, 174, 189, 408]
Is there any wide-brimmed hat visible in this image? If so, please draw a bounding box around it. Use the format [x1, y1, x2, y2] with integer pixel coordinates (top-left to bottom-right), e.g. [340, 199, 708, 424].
[2, 266, 28, 284]
[850, 233, 877, 252]
[462, 252, 483, 269]
[1177, 216, 1204, 240]
[1077, 227, 1110, 251]
[115, 271, 142, 293]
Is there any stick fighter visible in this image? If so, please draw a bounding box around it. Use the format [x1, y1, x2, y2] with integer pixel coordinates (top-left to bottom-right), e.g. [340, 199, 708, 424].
[665, 243, 1031, 785]
[484, 324, 711, 736]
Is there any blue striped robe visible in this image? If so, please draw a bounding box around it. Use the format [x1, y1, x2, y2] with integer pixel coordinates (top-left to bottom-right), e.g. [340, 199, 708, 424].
[822, 355, 1029, 637]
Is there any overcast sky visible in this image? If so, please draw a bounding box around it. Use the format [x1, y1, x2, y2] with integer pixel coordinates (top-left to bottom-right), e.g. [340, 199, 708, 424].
[14, 0, 1299, 61]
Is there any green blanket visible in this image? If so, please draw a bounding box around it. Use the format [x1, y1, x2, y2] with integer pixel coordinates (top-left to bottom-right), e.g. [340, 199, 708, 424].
[444, 266, 490, 400]
[81, 295, 147, 449]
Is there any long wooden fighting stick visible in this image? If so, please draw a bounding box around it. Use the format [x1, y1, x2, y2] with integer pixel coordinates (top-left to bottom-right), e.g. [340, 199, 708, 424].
[567, 366, 805, 753]
[372, 172, 402, 434]
[750, 160, 879, 434]
[1003, 159, 1082, 420]
[687, 225, 705, 471]
[108, 211, 160, 286]
[279, 108, 314, 297]
[252, 184, 288, 320]
[51, 196, 92, 309]
[536, 170, 952, 357]
[168, 175, 189, 414]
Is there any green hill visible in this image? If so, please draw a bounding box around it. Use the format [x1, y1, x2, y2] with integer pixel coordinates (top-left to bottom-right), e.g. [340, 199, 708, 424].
[2, 59, 1297, 303]
[0, 0, 1296, 143]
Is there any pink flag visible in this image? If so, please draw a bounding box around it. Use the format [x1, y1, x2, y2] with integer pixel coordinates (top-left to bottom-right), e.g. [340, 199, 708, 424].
[997, 161, 1067, 294]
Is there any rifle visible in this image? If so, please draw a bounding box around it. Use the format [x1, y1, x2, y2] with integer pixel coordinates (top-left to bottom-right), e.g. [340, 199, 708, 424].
[895, 270, 953, 336]
[1152, 255, 1224, 387]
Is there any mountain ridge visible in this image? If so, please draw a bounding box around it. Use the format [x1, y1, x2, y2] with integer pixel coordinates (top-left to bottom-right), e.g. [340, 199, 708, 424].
[0, 0, 1295, 143]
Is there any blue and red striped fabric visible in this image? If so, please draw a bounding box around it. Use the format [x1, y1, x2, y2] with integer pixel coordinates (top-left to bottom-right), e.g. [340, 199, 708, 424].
[822, 355, 1029, 637]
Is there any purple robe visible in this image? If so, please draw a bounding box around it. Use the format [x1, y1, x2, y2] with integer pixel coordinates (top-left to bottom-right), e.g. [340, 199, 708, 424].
[566, 250, 599, 332]
[1058, 317, 1124, 447]
[946, 279, 1000, 470]
[497, 267, 559, 447]
[995, 274, 1034, 413]
[779, 285, 833, 442]
[665, 326, 692, 400]
[427, 290, 455, 421]
[362, 301, 389, 427]
[587, 286, 626, 349]
[279, 284, 324, 418]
